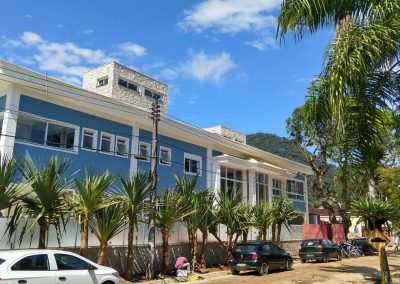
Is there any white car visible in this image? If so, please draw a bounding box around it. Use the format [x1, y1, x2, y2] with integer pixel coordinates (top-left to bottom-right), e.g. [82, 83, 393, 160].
[0, 249, 120, 284]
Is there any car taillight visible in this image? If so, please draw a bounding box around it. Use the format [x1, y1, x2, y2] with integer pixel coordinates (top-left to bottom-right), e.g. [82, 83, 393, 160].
[251, 253, 261, 260]
[318, 245, 323, 251]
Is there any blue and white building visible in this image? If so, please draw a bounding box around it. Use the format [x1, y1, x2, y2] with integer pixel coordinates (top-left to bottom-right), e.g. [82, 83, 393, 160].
[0, 60, 313, 223]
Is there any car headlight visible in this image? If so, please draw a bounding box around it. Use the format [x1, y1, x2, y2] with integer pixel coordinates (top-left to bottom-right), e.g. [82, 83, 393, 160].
[112, 271, 120, 278]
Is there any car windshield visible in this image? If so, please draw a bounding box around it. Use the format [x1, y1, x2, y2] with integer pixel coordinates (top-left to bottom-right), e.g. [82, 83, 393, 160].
[302, 240, 321, 246]
[234, 244, 258, 252]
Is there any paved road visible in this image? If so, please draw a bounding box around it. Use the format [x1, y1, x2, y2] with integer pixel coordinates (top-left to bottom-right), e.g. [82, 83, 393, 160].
[201, 252, 400, 284]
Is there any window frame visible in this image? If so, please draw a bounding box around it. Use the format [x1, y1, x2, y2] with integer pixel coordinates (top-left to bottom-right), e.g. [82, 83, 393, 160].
[81, 127, 98, 152]
[99, 132, 115, 155]
[97, 77, 108, 87]
[272, 178, 283, 197]
[184, 153, 202, 176]
[286, 179, 305, 201]
[256, 172, 269, 204]
[118, 77, 138, 92]
[54, 253, 94, 270]
[15, 113, 79, 154]
[11, 254, 50, 271]
[138, 141, 151, 162]
[115, 135, 129, 157]
[159, 146, 171, 166]
[220, 166, 243, 197]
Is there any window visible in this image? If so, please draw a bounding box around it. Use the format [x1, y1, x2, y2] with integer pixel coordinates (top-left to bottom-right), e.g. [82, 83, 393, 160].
[145, 89, 162, 100]
[81, 128, 97, 151]
[16, 115, 77, 152]
[100, 132, 115, 154]
[55, 254, 93, 270]
[159, 147, 171, 165]
[286, 180, 305, 200]
[256, 172, 269, 203]
[46, 123, 75, 149]
[11, 254, 49, 271]
[97, 77, 108, 87]
[220, 166, 243, 197]
[139, 142, 150, 161]
[184, 153, 202, 175]
[116, 136, 129, 157]
[118, 78, 138, 92]
[272, 179, 283, 197]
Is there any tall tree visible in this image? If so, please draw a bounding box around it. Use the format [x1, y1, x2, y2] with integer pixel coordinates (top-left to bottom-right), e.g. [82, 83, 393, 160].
[72, 170, 116, 257]
[252, 202, 273, 240]
[118, 171, 152, 280]
[18, 157, 72, 248]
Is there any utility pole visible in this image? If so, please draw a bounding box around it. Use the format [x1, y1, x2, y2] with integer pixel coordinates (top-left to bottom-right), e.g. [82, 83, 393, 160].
[146, 100, 160, 280]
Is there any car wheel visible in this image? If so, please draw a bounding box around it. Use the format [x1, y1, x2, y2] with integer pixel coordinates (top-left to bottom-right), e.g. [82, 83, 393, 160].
[300, 259, 306, 263]
[103, 282, 115, 284]
[323, 254, 329, 263]
[337, 252, 342, 261]
[231, 269, 240, 275]
[258, 262, 269, 276]
[285, 259, 293, 270]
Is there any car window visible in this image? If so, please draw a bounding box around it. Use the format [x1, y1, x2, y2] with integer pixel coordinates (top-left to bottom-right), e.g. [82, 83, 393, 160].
[270, 244, 280, 254]
[302, 240, 320, 246]
[233, 244, 258, 253]
[11, 254, 49, 271]
[322, 240, 330, 246]
[55, 254, 91, 270]
[261, 244, 271, 252]
[0, 258, 5, 266]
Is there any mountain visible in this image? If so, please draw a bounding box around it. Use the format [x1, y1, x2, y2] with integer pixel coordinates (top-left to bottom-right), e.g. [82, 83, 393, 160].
[246, 133, 308, 165]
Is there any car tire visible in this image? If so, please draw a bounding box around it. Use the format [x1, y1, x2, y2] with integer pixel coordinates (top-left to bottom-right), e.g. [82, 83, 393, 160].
[103, 282, 115, 284]
[231, 269, 240, 275]
[285, 259, 293, 270]
[337, 252, 342, 261]
[300, 259, 306, 263]
[258, 262, 269, 276]
[323, 254, 329, 263]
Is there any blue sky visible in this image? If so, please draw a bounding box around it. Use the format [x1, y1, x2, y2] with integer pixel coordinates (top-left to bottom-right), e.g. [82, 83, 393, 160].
[0, 0, 333, 137]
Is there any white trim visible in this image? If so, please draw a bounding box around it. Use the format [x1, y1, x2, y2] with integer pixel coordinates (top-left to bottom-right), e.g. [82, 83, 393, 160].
[99, 132, 115, 155]
[115, 135, 129, 158]
[159, 146, 171, 166]
[81, 127, 98, 152]
[130, 125, 139, 176]
[183, 152, 202, 176]
[138, 141, 151, 162]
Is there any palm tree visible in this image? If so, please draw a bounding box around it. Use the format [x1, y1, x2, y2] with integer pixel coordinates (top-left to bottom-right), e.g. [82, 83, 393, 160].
[155, 188, 195, 275]
[198, 193, 214, 268]
[271, 196, 303, 245]
[118, 170, 152, 280]
[17, 157, 72, 249]
[252, 202, 273, 240]
[72, 170, 116, 257]
[175, 175, 208, 271]
[0, 156, 26, 212]
[89, 203, 127, 265]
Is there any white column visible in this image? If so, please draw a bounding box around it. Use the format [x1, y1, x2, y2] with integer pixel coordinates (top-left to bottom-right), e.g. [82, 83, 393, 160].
[248, 170, 256, 205]
[206, 147, 212, 188]
[304, 175, 309, 224]
[0, 86, 21, 158]
[129, 123, 139, 177]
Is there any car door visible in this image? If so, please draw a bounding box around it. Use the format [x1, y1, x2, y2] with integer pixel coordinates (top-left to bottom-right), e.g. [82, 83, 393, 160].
[8, 253, 56, 284]
[270, 244, 286, 268]
[52, 253, 97, 284]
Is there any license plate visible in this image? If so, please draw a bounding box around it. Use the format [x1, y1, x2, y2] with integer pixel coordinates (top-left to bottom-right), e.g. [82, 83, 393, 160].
[307, 254, 313, 257]
[237, 263, 246, 267]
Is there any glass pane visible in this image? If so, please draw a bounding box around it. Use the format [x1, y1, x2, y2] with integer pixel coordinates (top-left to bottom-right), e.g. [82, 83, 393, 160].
[116, 139, 127, 156]
[185, 158, 190, 172]
[160, 149, 170, 164]
[220, 166, 226, 177]
[140, 144, 148, 157]
[236, 170, 242, 180]
[191, 159, 198, 173]
[118, 78, 128, 87]
[47, 123, 75, 149]
[55, 254, 89, 270]
[83, 133, 94, 149]
[11, 254, 49, 271]
[227, 168, 234, 179]
[16, 117, 46, 144]
[101, 136, 111, 152]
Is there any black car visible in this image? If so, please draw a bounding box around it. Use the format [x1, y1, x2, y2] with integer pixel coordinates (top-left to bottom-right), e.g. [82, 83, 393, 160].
[299, 239, 342, 263]
[351, 238, 376, 255]
[229, 241, 293, 276]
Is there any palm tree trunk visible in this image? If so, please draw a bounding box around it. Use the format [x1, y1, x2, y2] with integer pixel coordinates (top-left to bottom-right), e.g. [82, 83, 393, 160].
[199, 231, 207, 268]
[38, 217, 47, 249]
[271, 224, 276, 243]
[80, 215, 89, 257]
[262, 229, 267, 240]
[126, 217, 135, 280]
[192, 233, 198, 272]
[188, 231, 194, 265]
[161, 227, 169, 275]
[243, 229, 248, 242]
[277, 223, 282, 245]
[97, 243, 108, 265]
[227, 232, 233, 251]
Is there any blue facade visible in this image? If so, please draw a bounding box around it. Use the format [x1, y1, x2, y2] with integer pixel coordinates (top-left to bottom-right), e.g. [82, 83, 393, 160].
[138, 129, 207, 190]
[15, 95, 132, 179]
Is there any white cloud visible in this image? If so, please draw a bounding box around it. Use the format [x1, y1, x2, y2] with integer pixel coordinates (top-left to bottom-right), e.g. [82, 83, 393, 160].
[245, 34, 278, 51]
[82, 29, 94, 34]
[119, 42, 147, 57]
[178, 0, 281, 34]
[160, 68, 178, 80]
[182, 50, 235, 83]
[1, 36, 22, 48]
[20, 32, 43, 45]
